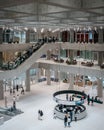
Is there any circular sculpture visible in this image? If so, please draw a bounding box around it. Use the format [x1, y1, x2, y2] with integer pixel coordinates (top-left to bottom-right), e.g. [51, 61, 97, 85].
[53, 90, 87, 120]
[53, 90, 87, 106]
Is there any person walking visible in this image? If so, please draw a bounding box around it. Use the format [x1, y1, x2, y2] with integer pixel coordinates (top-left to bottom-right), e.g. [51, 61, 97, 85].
[70, 111, 73, 122]
[87, 94, 90, 105]
[64, 115, 68, 127]
[67, 116, 71, 127]
[91, 96, 94, 106]
[13, 96, 16, 110]
[40, 110, 43, 120]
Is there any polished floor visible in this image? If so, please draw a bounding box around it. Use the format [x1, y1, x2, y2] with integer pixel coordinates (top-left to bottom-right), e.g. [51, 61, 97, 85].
[0, 81, 104, 130]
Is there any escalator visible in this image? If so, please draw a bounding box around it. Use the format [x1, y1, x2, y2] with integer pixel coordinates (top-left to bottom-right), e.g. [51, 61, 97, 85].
[0, 42, 60, 80]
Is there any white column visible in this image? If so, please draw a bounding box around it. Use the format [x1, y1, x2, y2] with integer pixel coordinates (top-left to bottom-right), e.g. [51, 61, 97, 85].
[83, 75, 85, 87]
[97, 78, 103, 98]
[0, 28, 3, 67]
[70, 50, 74, 59]
[98, 29, 103, 44]
[0, 28, 3, 44]
[26, 30, 30, 43]
[98, 52, 103, 66]
[46, 69, 51, 85]
[0, 80, 4, 100]
[54, 71, 60, 81]
[41, 68, 44, 76]
[35, 68, 41, 82]
[47, 50, 51, 60]
[25, 69, 30, 92]
[69, 74, 74, 90]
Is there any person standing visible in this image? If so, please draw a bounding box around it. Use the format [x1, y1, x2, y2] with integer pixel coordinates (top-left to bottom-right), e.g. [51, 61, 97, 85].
[91, 96, 94, 106]
[66, 94, 68, 101]
[70, 111, 73, 122]
[16, 84, 19, 91]
[38, 110, 41, 120]
[67, 116, 71, 127]
[40, 110, 43, 120]
[64, 115, 68, 127]
[87, 94, 90, 105]
[13, 96, 16, 110]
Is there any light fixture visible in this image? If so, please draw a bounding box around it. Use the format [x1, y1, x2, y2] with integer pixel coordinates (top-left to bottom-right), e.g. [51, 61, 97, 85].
[52, 28, 60, 33]
[49, 28, 52, 31]
[94, 27, 97, 31]
[24, 27, 28, 31]
[41, 28, 44, 33]
[100, 26, 103, 29]
[33, 27, 37, 32]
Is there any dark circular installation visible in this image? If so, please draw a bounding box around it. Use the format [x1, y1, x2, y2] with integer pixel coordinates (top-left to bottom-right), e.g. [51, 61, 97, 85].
[53, 90, 87, 120]
[53, 90, 87, 106]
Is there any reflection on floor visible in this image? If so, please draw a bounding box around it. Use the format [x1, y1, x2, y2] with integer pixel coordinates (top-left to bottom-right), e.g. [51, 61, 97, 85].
[0, 81, 104, 130]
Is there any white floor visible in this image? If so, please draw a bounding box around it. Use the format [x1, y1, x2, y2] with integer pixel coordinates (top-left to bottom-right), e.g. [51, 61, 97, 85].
[0, 81, 104, 130]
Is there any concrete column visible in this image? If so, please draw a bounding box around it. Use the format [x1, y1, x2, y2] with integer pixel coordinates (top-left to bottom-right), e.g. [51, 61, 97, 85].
[47, 50, 51, 60]
[25, 69, 30, 91]
[0, 53, 3, 67]
[0, 80, 4, 100]
[54, 71, 60, 81]
[75, 32, 77, 42]
[97, 78, 103, 98]
[70, 29, 74, 43]
[58, 31, 62, 42]
[26, 30, 30, 43]
[98, 28, 104, 65]
[0, 28, 3, 44]
[83, 75, 85, 87]
[69, 74, 74, 90]
[98, 29, 103, 44]
[0, 28, 3, 67]
[41, 68, 44, 76]
[60, 32, 62, 42]
[70, 50, 74, 59]
[46, 69, 51, 85]
[98, 52, 103, 66]
[35, 68, 41, 82]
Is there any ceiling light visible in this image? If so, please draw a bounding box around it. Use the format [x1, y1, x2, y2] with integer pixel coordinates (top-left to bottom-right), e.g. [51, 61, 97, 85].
[94, 27, 97, 31]
[24, 27, 28, 31]
[49, 28, 52, 31]
[100, 26, 103, 29]
[41, 28, 44, 33]
[52, 28, 59, 33]
[34, 27, 37, 32]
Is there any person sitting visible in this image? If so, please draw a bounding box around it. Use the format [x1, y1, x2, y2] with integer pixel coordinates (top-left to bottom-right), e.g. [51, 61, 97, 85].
[95, 96, 98, 101]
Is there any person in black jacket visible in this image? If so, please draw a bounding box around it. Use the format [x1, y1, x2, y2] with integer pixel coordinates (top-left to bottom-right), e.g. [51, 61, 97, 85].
[64, 115, 68, 127]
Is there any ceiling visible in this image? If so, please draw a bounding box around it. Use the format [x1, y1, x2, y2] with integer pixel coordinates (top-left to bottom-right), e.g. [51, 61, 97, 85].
[0, 0, 104, 30]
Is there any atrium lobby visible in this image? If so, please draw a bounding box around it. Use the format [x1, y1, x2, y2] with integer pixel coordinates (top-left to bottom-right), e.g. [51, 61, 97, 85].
[0, 81, 104, 130]
[0, 0, 104, 130]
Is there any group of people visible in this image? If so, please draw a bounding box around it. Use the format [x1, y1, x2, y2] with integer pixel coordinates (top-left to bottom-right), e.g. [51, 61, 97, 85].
[38, 110, 44, 120]
[66, 94, 74, 101]
[87, 94, 94, 105]
[64, 114, 71, 127]
[10, 85, 25, 95]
